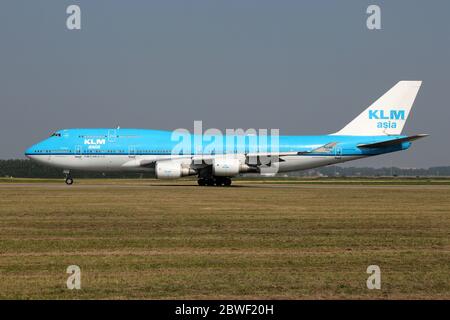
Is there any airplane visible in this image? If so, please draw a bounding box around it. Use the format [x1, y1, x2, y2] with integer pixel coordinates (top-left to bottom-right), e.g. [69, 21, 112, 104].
[25, 81, 427, 186]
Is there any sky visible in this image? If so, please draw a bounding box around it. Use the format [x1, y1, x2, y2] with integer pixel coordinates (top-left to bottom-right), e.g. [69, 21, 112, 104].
[0, 0, 449, 167]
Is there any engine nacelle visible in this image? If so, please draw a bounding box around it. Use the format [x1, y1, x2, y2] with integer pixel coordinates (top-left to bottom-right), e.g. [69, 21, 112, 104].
[212, 158, 241, 177]
[155, 161, 195, 179]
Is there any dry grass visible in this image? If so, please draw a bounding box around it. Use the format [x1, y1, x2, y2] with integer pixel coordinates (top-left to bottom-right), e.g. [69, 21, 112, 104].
[0, 179, 449, 299]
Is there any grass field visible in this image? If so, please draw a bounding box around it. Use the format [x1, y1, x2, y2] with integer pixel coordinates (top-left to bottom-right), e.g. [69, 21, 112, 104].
[0, 178, 449, 299]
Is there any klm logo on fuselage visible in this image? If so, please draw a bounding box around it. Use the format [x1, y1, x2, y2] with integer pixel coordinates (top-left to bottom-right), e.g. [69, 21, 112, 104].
[369, 109, 405, 129]
[84, 139, 106, 145]
[84, 138, 105, 149]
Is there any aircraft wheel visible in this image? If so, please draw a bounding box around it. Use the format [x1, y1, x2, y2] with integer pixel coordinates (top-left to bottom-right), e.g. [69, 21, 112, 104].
[215, 178, 225, 187]
[65, 177, 74, 185]
[224, 178, 232, 187]
[206, 179, 215, 187]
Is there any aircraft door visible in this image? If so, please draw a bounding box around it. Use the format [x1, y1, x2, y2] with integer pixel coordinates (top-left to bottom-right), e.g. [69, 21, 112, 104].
[75, 145, 83, 159]
[128, 145, 137, 158]
[108, 130, 117, 143]
[334, 146, 342, 160]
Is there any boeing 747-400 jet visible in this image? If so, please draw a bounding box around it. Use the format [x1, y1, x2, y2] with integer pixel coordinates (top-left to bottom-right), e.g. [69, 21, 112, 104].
[25, 81, 427, 186]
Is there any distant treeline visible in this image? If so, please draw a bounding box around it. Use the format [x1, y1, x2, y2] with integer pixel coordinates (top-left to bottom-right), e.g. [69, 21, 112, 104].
[1, 159, 450, 178]
[296, 166, 450, 177]
[0, 159, 150, 178]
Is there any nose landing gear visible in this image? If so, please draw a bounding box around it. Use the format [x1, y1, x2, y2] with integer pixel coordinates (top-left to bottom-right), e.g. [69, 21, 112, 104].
[64, 170, 73, 185]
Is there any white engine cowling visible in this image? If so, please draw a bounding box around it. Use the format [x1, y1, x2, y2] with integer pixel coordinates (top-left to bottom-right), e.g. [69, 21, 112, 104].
[155, 161, 195, 179]
[212, 158, 241, 176]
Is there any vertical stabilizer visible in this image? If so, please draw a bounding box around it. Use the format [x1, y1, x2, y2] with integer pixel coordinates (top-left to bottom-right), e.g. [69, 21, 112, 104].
[333, 81, 422, 136]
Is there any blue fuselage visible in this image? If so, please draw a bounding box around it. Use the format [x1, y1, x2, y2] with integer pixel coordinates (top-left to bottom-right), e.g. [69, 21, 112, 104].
[25, 128, 410, 157]
[24, 128, 412, 179]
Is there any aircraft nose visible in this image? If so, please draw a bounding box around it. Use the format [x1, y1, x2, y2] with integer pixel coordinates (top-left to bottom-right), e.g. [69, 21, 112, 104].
[25, 146, 35, 159]
[24, 143, 41, 159]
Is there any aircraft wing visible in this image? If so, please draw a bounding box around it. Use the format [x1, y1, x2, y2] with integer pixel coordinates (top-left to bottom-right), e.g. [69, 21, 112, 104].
[245, 151, 300, 158]
[244, 142, 339, 165]
[357, 134, 428, 148]
[296, 142, 338, 154]
[246, 142, 339, 158]
[122, 141, 342, 168]
[121, 159, 157, 168]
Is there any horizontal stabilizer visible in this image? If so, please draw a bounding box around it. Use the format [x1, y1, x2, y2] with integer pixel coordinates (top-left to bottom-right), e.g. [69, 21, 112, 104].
[357, 134, 428, 149]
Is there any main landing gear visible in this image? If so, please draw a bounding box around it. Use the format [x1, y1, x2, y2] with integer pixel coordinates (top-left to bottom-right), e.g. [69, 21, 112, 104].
[64, 170, 73, 185]
[198, 177, 232, 187]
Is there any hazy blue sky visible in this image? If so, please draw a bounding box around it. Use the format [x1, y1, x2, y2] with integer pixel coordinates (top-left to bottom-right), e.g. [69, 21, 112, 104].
[1, 1, 449, 167]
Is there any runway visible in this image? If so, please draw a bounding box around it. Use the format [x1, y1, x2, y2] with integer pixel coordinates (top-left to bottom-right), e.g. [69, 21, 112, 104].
[1, 181, 450, 190]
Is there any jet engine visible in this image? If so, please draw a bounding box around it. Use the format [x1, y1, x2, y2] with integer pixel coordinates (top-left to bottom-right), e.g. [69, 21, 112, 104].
[212, 158, 242, 176]
[155, 161, 196, 179]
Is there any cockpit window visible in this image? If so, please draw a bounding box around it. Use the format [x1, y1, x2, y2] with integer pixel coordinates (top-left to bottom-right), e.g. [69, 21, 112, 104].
[50, 132, 61, 137]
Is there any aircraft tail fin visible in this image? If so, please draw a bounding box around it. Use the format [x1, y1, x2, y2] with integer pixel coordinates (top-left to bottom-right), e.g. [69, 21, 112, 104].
[332, 81, 422, 136]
